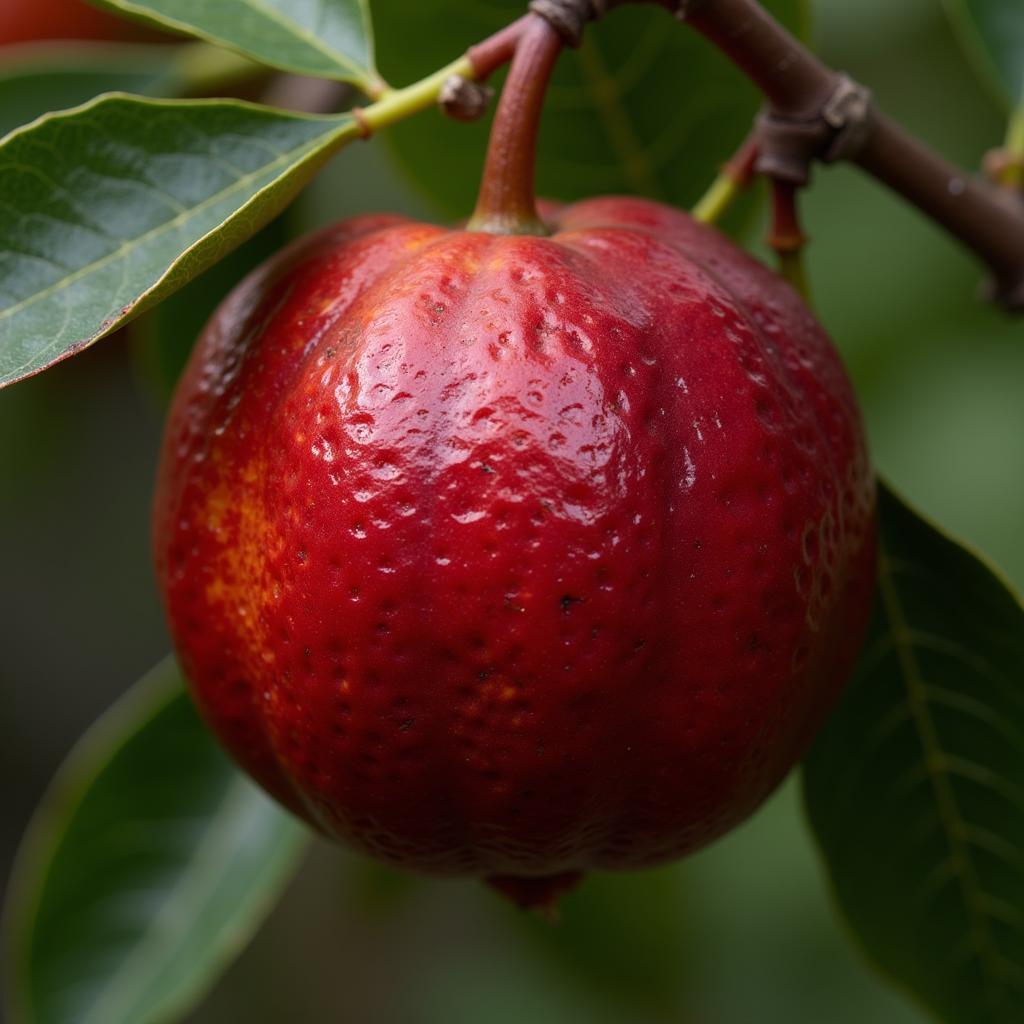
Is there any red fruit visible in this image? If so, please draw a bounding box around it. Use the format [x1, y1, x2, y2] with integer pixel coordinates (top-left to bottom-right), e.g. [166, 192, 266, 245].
[1, 0, 151, 44]
[153, 197, 876, 905]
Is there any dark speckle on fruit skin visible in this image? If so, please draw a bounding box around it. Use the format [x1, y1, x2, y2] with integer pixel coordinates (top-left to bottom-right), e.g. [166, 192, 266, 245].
[153, 198, 877, 883]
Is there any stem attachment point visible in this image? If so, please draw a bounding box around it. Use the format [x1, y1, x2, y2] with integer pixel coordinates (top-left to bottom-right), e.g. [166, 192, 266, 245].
[439, 76, 494, 122]
[755, 76, 874, 185]
[528, 0, 608, 47]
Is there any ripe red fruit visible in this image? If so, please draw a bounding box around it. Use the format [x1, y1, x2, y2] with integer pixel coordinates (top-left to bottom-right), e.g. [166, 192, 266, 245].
[153, 197, 876, 906]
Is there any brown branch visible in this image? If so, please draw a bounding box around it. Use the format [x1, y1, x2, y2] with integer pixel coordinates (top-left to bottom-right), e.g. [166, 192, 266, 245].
[673, 0, 1024, 312]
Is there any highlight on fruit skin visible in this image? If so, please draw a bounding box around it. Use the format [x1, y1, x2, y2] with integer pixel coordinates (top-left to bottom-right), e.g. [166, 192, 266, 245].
[152, 196, 877, 907]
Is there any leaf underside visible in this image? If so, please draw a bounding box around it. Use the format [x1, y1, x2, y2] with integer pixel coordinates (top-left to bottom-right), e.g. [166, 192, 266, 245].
[93, 0, 380, 89]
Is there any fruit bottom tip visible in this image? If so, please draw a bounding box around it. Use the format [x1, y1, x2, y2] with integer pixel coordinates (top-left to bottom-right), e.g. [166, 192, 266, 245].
[485, 870, 584, 916]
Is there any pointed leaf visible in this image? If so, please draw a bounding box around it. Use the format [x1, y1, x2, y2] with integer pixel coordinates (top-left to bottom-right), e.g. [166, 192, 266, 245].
[0, 95, 356, 389]
[3, 658, 310, 1024]
[373, 0, 808, 217]
[944, 0, 1024, 106]
[92, 0, 381, 91]
[803, 482, 1024, 1024]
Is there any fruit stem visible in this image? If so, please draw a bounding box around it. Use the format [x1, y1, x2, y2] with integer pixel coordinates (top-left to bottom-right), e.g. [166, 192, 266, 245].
[467, 15, 564, 235]
[693, 133, 760, 224]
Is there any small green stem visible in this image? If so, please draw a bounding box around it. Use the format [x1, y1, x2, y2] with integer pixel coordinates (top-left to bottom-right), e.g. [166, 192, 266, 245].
[359, 56, 475, 135]
[1001, 103, 1024, 190]
[693, 134, 759, 224]
[1006, 104, 1024, 158]
[777, 248, 810, 301]
[693, 174, 741, 224]
[343, 17, 525, 134]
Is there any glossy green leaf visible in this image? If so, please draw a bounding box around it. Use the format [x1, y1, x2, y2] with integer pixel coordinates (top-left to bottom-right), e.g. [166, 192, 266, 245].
[944, 0, 1024, 106]
[0, 95, 356, 389]
[803, 482, 1024, 1024]
[92, 0, 381, 92]
[373, 0, 808, 218]
[0, 44, 183, 138]
[3, 658, 310, 1024]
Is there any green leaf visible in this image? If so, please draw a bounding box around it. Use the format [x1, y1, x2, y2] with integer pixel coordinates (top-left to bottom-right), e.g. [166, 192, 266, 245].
[92, 0, 381, 92]
[373, 0, 808, 218]
[944, 0, 1024, 106]
[0, 44, 182, 138]
[3, 658, 310, 1024]
[0, 94, 356, 389]
[803, 482, 1024, 1024]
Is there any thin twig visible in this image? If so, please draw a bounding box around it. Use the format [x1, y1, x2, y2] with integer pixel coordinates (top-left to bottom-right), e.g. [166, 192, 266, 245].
[693, 132, 759, 223]
[768, 178, 810, 300]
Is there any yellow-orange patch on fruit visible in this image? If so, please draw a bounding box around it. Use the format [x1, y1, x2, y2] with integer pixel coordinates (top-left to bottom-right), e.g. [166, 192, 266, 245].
[199, 456, 283, 677]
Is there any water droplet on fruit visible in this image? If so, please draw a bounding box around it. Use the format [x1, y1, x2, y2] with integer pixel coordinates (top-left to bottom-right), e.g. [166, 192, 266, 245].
[452, 509, 487, 524]
[680, 448, 697, 490]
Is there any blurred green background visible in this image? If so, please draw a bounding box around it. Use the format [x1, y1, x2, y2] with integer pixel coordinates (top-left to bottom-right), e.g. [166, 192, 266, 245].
[2, 0, 1021, 1020]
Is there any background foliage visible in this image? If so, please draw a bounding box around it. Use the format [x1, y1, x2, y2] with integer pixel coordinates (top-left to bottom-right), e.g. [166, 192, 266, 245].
[2, 0, 1022, 1021]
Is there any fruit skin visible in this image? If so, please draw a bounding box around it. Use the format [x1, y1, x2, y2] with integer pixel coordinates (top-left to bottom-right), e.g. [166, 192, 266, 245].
[154, 197, 876, 890]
